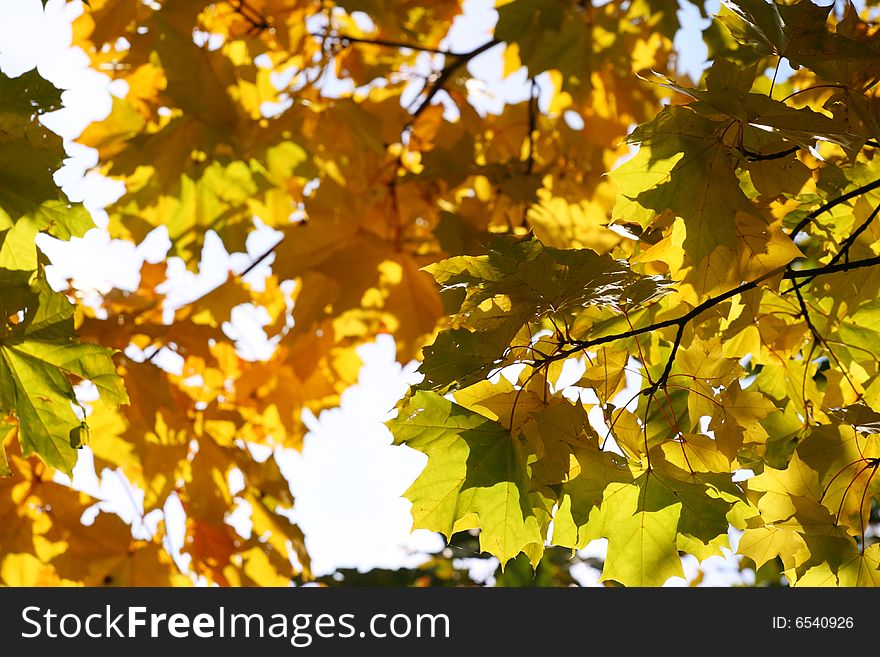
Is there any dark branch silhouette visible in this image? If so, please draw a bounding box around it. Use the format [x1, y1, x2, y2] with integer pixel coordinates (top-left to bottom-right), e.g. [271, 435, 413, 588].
[742, 145, 799, 161]
[537, 253, 880, 370]
[312, 32, 453, 56]
[407, 39, 499, 122]
[789, 177, 880, 239]
[142, 236, 284, 364]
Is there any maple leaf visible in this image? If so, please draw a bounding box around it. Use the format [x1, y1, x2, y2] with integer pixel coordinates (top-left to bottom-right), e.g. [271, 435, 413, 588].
[550, 441, 634, 549]
[612, 105, 757, 268]
[0, 282, 128, 474]
[581, 476, 685, 587]
[388, 391, 545, 568]
[828, 403, 880, 434]
[0, 71, 93, 280]
[496, 0, 592, 93]
[720, 0, 880, 88]
[418, 235, 669, 392]
[799, 544, 880, 587]
[656, 59, 861, 151]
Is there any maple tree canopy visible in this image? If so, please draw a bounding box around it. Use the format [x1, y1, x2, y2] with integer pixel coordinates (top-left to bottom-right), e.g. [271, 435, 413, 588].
[2, 0, 880, 587]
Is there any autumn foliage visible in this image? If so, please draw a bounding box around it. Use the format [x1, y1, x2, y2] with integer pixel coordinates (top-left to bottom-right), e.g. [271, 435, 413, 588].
[2, 0, 880, 586]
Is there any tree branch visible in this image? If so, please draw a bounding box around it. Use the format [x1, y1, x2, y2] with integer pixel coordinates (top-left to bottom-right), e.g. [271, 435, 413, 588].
[312, 32, 499, 123]
[407, 38, 499, 121]
[540, 254, 880, 369]
[312, 32, 454, 56]
[742, 145, 799, 161]
[792, 281, 821, 340]
[645, 322, 684, 395]
[792, 279, 865, 403]
[829, 202, 880, 266]
[789, 177, 880, 239]
[238, 235, 284, 278]
[141, 235, 284, 364]
[232, 0, 269, 34]
[546, 266, 785, 365]
[783, 253, 880, 279]
[786, 201, 880, 296]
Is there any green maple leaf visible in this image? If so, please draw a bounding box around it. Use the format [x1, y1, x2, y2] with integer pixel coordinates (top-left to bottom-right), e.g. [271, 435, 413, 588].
[737, 526, 806, 571]
[551, 442, 633, 548]
[495, 0, 591, 89]
[0, 423, 13, 477]
[581, 475, 684, 587]
[655, 60, 861, 151]
[387, 390, 544, 567]
[611, 106, 756, 266]
[426, 235, 656, 316]
[796, 544, 880, 587]
[711, 382, 777, 461]
[655, 471, 738, 560]
[0, 69, 121, 475]
[418, 325, 526, 394]
[0, 282, 128, 474]
[520, 400, 590, 487]
[0, 71, 94, 282]
[719, 0, 823, 59]
[720, 0, 880, 87]
[419, 235, 668, 392]
[828, 403, 880, 434]
[836, 299, 880, 356]
[0, 69, 62, 121]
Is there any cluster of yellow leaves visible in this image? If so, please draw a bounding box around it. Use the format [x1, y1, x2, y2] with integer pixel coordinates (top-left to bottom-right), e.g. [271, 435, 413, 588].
[0, 435, 188, 586]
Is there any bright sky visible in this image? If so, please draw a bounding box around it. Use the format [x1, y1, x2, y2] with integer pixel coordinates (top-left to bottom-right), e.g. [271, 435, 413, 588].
[1, 0, 750, 586]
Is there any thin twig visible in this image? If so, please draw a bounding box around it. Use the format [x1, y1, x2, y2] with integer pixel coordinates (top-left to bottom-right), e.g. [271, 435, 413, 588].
[142, 235, 284, 364]
[408, 39, 499, 122]
[538, 253, 880, 369]
[785, 201, 880, 297]
[784, 253, 880, 279]
[789, 178, 880, 240]
[742, 145, 799, 161]
[239, 235, 284, 278]
[829, 202, 880, 266]
[316, 33, 452, 56]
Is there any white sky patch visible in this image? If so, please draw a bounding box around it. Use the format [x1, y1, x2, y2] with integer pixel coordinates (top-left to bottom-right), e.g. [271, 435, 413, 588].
[55, 448, 157, 539]
[673, 0, 712, 83]
[226, 497, 255, 539]
[37, 228, 146, 295]
[277, 336, 443, 576]
[162, 492, 194, 577]
[442, 0, 497, 54]
[453, 556, 500, 585]
[223, 303, 279, 362]
[350, 11, 376, 33]
[563, 110, 585, 131]
[552, 357, 586, 393]
[260, 95, 294, 119]
[569, 561, 603, 587]
[493, 362, 528, 385]
[606, 223, 641, 241]
[192, 28, 225, 51]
